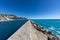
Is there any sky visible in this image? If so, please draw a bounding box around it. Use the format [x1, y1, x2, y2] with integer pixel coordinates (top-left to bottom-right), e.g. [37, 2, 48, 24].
[0, 0, 60, 19]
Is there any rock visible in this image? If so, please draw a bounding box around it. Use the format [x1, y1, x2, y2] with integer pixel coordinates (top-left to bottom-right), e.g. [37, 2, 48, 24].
[31, 21, 60, 40]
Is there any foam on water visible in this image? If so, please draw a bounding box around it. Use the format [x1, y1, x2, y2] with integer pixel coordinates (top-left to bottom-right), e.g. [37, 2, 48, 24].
[32, 19, 60, 38]
[48, 26, 55, 30]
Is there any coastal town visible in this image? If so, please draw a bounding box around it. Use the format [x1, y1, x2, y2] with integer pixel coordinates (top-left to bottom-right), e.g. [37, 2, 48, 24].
[0, 14, 27, 21]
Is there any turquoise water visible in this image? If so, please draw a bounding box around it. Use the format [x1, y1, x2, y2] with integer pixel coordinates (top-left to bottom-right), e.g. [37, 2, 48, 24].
[32, 19, 60, 38]
[0, 20, 27, 40]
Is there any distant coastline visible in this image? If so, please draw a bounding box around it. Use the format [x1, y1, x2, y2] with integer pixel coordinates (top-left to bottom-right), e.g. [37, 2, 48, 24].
[0, 14, 27, 22]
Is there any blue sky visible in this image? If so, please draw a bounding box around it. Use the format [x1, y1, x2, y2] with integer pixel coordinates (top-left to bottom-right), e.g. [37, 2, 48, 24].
[0, 0, 60, 19]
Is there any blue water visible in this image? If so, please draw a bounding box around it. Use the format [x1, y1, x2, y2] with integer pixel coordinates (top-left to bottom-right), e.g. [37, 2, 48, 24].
[32, 19, 60, 38]
[0, 20, 27, 40]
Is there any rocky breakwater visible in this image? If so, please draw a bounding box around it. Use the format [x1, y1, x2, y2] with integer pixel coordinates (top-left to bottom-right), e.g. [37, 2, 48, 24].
[30, 20, 60, 40]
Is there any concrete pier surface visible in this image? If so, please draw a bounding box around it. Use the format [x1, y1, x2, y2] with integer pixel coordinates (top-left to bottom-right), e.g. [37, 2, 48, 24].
[7, 20, 48, 40]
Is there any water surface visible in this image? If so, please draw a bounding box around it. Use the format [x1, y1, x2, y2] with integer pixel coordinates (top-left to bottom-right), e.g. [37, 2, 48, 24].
[32, 19, 60, 38]
[0, 20, 27, 40]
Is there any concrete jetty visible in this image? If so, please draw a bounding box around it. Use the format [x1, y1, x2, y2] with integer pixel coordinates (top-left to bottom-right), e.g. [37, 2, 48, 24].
[7, 20, 48, 40]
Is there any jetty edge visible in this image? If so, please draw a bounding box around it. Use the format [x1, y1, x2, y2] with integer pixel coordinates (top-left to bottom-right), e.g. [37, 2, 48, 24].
[7, 20, 60, 40]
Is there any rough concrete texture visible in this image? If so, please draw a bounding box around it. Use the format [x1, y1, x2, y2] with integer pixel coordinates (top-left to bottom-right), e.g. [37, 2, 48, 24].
[7, 20, 48, 40]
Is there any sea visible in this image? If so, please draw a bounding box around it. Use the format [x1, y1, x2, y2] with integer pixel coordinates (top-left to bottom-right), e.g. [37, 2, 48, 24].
[32, 19, 60, 38]
[0, 20, 27, 40]
[0, 19, 60, 40]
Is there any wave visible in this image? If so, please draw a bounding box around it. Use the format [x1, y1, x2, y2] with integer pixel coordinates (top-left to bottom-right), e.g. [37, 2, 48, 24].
[49, 26, 55, 30]
[56, 31, 60, 34]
